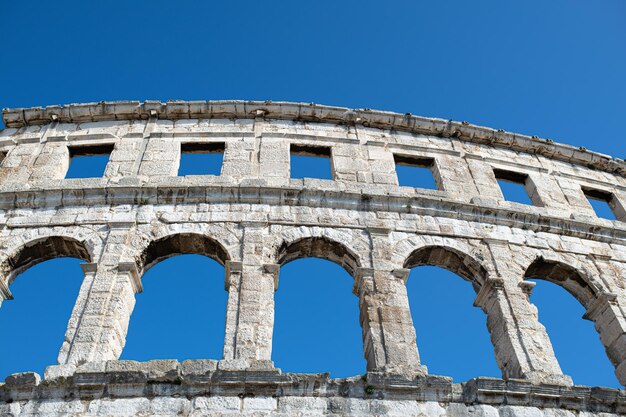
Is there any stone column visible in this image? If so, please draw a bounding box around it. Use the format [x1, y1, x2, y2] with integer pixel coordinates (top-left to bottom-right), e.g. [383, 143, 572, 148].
[257, 129, 290, 185]
[221, 224, 276, 369]
[361, 227, 426, 375]
[354, 267, 426, 375]
[220, 117, 259, 180]
[223, 260, 242, 361]
[480, 240, 572, 385]
[0, 120, 60, 185]
[57, 262, 97, 364]
[583, 292, 626, 385]
[59, 226, 142, 365]
[0, 278, 12, 308]
[474, 276, 572, 385]
[29, 142, 71, 181]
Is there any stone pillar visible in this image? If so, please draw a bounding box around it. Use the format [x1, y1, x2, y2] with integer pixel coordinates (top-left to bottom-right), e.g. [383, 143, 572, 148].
[105, 137, 143, 178]
[365, 144, 398, 186]
[332, 143, 370, 183]
[0, 120, 59, 185]
[0, 144, 43, 185]
[583, 292, 626, 386]
[221, 225, 276, 368]
[223, 260, 242, 361]
[474, 277, 572, 385]
[57, 262, 97, 364]
[132, 114, 180, 178]
[59, 226, 142, 365]
[258, 134, 289, 184]
[221, 126, 259, 179]
[29, 142, 70, 181]
[354, 267, 426, 375]
[0, 278, 12, 308]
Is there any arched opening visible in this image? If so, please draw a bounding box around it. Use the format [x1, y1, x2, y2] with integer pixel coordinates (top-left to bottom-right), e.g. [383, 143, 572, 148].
[121, 233, 230, 361]
[404, 246, 486, 291]
[277, 236, 359, 277]
[1, 236, 91, 284]
[138, 233, 230, 274]
[525, 258, 620, 387]
[0, 236, 91, 378]
[273, 237, 365, 377]
[404, 246, 500, 381]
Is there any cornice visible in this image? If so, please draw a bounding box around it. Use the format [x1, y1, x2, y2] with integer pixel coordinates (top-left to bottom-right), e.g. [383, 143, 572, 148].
[2, 100, 623, 176]
[1, 182, 625, 246]
[2, 365, 625, 413]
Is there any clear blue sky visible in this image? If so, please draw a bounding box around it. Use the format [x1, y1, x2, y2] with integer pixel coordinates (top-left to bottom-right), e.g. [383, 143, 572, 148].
[0, 1, 624, 388]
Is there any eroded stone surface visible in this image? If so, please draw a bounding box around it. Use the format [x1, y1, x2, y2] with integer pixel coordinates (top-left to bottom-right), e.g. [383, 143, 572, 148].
[0, 101, 625, 415]
[1, 364, 625, 416]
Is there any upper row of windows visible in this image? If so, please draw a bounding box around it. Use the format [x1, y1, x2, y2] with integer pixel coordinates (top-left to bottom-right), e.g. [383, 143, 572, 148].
[64, 142, 620, 222]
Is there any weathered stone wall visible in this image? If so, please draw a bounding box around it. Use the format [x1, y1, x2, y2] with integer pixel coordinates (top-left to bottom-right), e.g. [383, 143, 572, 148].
[1, 101, 625, 416]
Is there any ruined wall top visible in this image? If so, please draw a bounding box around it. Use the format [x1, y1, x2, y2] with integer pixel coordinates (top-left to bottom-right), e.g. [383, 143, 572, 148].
[3, 100, 623, 176]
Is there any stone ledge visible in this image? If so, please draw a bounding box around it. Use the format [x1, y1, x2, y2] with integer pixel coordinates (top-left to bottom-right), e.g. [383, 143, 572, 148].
[1, 182, 626, 246]
[1, 361, 624, 413]
[2, 100, 624, 176]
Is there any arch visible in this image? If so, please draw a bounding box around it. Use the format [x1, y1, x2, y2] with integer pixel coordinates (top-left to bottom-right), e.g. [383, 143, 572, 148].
[403, 245, 488, 291]
[123, 232, 232, 361]
[138, 233, 231, 274]
[524, 256, 600, 308]
[399, 238, 498, 378]
[272, 257, 366, 376]
[405, 264, 501, 380]
[0, 257, 87, 377]
[0, 234, 95, 288]
[268, 226, 369, 274]
[127, 223, 241, 270]
[122, 253, 228, 362]
[391, 235, 491, 280]
[277, 236, 361, 277]
[522, 255, 624, 386]
[0, 230, 98, 375]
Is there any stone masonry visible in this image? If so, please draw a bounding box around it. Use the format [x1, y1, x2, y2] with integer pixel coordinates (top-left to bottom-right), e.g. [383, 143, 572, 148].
[0, 100, 625, 416]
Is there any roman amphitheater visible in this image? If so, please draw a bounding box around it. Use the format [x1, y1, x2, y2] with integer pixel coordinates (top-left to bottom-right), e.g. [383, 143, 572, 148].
[0, 100, 625, 416]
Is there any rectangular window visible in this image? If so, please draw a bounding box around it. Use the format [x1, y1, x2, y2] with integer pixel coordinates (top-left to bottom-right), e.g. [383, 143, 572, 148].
[66, 144, 114, 179]
[290, 144, 332, 180]
[394, 154, 438, 190]
[582, 188, 619, 220]
[493, 169, 537, 205]
[178, 142, 224, 176]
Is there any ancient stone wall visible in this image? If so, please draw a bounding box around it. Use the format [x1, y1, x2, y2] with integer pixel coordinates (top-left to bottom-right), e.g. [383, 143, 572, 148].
[1, 101, 625, 416]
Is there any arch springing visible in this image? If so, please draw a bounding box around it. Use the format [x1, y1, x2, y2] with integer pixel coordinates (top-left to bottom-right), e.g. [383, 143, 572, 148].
[403, 245, 487, 291]
[524, 257, 598, 308]
[277, 236, 361, 277]
[2, 236, 92, 287]
[138, 233, 231, 274]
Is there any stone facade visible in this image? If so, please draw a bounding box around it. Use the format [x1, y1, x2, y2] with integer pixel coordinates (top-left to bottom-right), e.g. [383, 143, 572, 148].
[0, 100, 625, 416]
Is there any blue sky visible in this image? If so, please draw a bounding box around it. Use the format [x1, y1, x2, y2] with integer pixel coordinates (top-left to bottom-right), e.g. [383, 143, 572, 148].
[0, 1, 625, 387]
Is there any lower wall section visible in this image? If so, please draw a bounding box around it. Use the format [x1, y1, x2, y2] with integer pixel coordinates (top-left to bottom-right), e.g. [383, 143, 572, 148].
[6, 398, 618, 417]
[1, 360, 624, 416]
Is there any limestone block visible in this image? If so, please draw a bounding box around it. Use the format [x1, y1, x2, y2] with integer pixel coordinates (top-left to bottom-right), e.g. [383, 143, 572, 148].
[181, 359, 218, 380]
[0, 403, 20, 417]
[4, 372, 40, 387]
[500, 406, 545, 417]
[87, 398, 151, 416]
[278, 396, 328, 413]
[242, 397, 277, 412]
[192, 396, 241, 412]
[43, 364, 76, 382]
[20, 399, 85, 415]
[150, 397, 190, 415]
